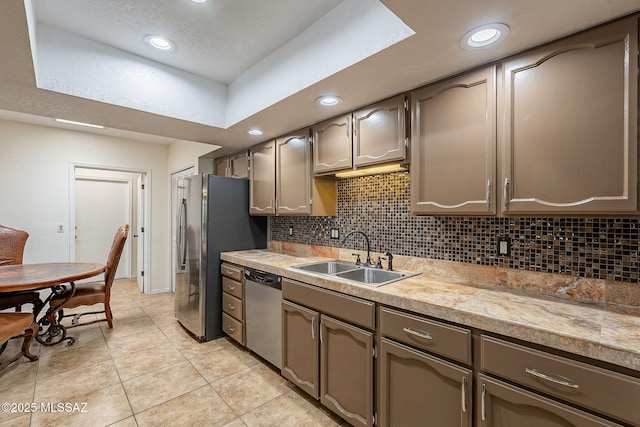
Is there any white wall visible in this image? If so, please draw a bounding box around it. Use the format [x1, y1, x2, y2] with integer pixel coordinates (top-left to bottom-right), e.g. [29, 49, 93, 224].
[0, 119, 171, 293]
[168, 140, 218, 174]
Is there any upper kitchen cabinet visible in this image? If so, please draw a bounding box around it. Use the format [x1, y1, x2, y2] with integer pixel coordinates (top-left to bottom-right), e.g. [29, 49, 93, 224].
[312, 95, 409, 175]
[249, 129, 336, 216]
[214, 151, 249, 179]
[501, 16, 638, 214]
[312, 114, 353, 174]
[410, 66, 497, 215]
[249, 140, 277, 215]
[353, 94, 408, 168]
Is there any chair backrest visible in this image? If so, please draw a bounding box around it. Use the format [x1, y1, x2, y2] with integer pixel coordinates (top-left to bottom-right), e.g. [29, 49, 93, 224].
[104, 224, 129, 288]
[0, 225, 29, 266]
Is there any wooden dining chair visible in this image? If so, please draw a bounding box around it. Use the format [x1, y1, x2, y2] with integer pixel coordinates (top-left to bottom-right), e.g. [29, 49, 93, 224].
[49, 224, 129, 329]
[0, 312, 38, 371]
[0, 225, 43, 313]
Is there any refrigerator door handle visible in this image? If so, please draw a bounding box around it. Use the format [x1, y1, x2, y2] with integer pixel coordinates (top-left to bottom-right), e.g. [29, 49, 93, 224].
[178, 198, 187, 270]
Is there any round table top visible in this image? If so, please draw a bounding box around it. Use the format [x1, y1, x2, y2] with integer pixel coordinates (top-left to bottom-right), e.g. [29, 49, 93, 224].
[0, 262, 106, 292]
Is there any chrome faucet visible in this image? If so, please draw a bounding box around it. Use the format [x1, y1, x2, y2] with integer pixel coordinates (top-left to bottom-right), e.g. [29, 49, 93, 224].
[342, 230, 373, 267]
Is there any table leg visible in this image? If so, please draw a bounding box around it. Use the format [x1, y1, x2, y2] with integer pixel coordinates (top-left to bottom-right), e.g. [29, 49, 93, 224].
[36, 282, 76, 346]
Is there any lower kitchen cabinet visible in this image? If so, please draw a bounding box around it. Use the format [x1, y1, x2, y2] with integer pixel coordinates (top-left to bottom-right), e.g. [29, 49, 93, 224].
[378, 338, 472, 427]
[320, 314, 374, 427]
[281, 300, 319, 399]
[221, 262, 244, 344]
[477, 374, 622, 426]
[282, 278, 375, 426]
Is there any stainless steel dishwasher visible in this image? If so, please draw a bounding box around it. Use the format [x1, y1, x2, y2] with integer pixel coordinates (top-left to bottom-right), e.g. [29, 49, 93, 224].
[244, 267, 282, 369]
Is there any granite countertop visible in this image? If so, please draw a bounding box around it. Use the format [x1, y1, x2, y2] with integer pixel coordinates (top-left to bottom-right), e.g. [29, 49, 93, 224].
[221, 249, 640, 372]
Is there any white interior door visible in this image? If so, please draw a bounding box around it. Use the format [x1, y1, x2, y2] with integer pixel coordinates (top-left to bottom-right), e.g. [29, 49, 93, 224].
[75, 177, 131, 279]
[171, 167, 195, 293]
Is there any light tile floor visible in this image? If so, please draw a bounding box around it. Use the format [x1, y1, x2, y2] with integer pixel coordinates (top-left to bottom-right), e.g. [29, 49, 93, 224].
[0, 279, 348, 427]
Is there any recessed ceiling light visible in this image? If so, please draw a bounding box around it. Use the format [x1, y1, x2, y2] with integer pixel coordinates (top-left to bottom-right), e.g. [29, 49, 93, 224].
[316, 95, 343, 107]
[191, 0, 207, 2]
[145, 35, 175, 51]
[248, 129, 263, 136]
[460, 23, 509, 50]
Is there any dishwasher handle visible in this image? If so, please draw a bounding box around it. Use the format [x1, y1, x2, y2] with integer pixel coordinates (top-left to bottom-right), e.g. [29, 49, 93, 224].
[244, 268, 282, 290]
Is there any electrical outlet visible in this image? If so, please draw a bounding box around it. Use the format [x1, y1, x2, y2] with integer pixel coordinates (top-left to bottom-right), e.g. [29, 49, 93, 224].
[497, 236, 511, 256]
[56, 223, 64, 233]
[330, 228, 340, 239]
[288, 226, 293, 236]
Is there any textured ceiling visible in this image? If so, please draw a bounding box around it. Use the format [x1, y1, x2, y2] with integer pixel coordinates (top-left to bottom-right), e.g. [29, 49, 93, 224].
[32, 0, 342, 84]
[0, 0, 639, 152]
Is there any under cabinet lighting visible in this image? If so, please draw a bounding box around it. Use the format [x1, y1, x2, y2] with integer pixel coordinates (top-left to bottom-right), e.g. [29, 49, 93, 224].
[55, 118, 104, 129]
[460, 23, 509, 50]
[335, 163, 407, 178]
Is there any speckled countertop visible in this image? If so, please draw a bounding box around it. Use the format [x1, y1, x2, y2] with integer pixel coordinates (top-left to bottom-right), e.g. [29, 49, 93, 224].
[220, 248, 640, 372]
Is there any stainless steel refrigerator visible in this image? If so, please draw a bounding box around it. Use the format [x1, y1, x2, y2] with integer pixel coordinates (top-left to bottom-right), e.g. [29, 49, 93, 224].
[175, 174, 267, 341]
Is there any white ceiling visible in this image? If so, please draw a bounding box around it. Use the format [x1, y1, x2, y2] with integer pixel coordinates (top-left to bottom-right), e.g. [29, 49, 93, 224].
[1, 0, 640, 153]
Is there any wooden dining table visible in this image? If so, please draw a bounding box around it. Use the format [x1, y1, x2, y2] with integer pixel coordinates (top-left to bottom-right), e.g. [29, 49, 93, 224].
[0, 262, 106, 346]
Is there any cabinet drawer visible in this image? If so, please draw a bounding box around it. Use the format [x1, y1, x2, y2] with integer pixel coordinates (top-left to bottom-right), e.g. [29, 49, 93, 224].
[221, 263, 243, 281]
[480, 335, 640, 425]
[222, 276, 243, 299]
[282, 278, 375, 330]
[222, 292, 243, 322]
[222, 312, 243, 344]
[379, 306, 471, 365]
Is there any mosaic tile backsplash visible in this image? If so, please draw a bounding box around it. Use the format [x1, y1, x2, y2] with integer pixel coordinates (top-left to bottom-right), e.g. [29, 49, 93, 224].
[270, 172, 640, 283]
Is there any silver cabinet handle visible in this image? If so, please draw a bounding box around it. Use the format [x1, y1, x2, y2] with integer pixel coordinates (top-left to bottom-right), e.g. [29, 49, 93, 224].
[227, 303, 235, 310]
[481, 383, 486, 421]
[225, 270, 234, 276]
[525, 368, 579, 389]
[311, 316, 316, 340]
[461, 376, 467, 413]
[503, 177, 510, 208]
[319, 319, 324, 344]
[345, 117, 350, 137]
[402, 327, 432, 340]
[227, 284, 235, 291]
[227, 325, 235, 332]
[486, 179, 492, 209]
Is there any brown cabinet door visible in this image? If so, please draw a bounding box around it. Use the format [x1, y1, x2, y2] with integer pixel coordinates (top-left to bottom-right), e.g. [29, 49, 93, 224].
[276, 130, 312, 214]
[214, 157, 228, 177]
[312, 114, 353, 174]
[281, 300, 320, 399]
[411, 66, 496, 215]
[477, 374, 623, 427]
[353, 94, 407, 168]
[378, 338, 472, 427]
[229, 151, 248, 179]
[249, 141, 276, 215]
[502, 17, 638, 214]
[320, 314, 373, 427]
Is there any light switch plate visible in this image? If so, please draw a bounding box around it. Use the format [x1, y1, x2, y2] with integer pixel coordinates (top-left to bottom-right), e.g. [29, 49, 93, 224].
[288, 226, 293, 236]
[330, 228, 340, 239]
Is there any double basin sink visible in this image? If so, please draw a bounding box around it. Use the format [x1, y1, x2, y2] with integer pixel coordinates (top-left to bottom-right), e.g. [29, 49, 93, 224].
[292, 260, 417, 287]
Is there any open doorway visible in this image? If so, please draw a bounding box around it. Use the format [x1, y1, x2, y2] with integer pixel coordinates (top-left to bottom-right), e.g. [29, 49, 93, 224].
[69, 164, 151, 293]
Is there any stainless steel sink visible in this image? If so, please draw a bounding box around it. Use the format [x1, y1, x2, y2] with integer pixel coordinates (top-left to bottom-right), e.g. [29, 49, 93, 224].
[294, 260, 358, 275]
[292, 260, 416, 287]
[334, 268, 409, 285]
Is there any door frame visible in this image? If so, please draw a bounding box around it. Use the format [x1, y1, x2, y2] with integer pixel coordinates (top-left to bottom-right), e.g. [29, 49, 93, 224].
[69, 163, 152, 294]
